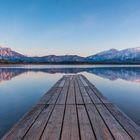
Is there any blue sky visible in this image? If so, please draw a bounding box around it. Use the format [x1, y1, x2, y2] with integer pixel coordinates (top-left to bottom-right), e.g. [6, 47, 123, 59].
[0, 0, 140, 56]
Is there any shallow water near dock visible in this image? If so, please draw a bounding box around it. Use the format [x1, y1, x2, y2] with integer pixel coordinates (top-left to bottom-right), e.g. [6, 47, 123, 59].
[0, 65, 140, 138]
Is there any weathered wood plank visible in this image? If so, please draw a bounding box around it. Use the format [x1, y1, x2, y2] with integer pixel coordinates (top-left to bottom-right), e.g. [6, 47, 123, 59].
[77, 105, 96, 140]
[79, 75, 88, 87]
[40, 105, 65, 140]
[23, 105, 54, 140]
[2, 105, 45, 140]
[77, 76, 92, 104]
[106, 103, 140, 140]
[61, 105, 80, 140]
[86, 104, 113, 140]
[81, 75, 111, 104]
[97, 104, 132, 140]
[66, 76, 76, 105]
[38, 76, 65, 105]
[53, 76, 66, 88]
[56, 77, 70, 105]
[47, 88, 62, 105]
[85, 86, 101, 104]
[75, 78, 84, 105]
[37, 88, 57, 105]
[58, 79, 65, 88]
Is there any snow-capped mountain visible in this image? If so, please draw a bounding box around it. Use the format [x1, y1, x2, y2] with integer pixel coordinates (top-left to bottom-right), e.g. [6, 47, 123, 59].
[0, 46, 85, 63]
[87, 47, 140, 63]
[0, 46, 26, 61]
[87, 48, 118, 61]
[1, 45, 140, 64]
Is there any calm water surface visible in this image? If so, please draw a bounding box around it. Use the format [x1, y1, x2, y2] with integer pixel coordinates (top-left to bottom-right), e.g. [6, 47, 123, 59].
[0, 65, 140, 138]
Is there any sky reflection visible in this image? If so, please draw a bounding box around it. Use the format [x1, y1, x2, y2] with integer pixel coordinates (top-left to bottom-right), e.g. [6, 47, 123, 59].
[0, 65, 140, 138]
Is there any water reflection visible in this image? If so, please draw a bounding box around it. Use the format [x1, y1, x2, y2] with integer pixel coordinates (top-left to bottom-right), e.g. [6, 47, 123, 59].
[88, 67, 140, 83]
[0, 65, 140, 138]
[1, 67, 140, 83]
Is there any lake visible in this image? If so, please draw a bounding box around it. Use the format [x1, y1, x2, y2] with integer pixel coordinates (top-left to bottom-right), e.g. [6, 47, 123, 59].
[0, 65, 140, 138]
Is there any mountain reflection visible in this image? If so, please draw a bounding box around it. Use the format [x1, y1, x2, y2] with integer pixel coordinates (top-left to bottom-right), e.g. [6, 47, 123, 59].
[0, 67, 140, 83]
[88, 67, 140, 83]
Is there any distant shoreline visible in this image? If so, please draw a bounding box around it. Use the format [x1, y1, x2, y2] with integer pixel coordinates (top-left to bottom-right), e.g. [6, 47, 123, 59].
[1, 62, 140, 65]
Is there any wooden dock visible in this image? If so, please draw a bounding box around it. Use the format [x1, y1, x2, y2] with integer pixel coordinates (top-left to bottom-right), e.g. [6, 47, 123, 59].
[2, 75, 140, 140]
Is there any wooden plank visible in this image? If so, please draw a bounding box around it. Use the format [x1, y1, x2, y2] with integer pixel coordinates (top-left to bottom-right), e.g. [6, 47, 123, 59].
[79, 75, 88, 87]
[91, 87, 111, 103]
[77, 105, 96, 140]
[38, 88, 57, 105]
[53, 76, 65, 88]
[66, 76, 75, 105]
[40, 105, 65, 140]
[2, 105, 45, 140]
[85, 86, 101, 104]
[38, 77, 65, 105]
[48, 76, 67, 105]
[86, 104, 113, 140]
[81, 75, 111, 103]
[56, 76, 70, 105]
[106, 103, 140, 140]
[58, 79, 65, 88]
[61, 105, 80, 140]
[23, 105, 54, 140]
[77, 76, 92, 104]
[97, 104, 132, 140]
[47, 88, 62, 105]
[79, 74, 101, 104]
[75, 78, 84, 105]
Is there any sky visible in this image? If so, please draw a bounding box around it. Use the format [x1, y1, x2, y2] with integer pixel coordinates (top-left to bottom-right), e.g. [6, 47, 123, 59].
[0, 0, 140, 56]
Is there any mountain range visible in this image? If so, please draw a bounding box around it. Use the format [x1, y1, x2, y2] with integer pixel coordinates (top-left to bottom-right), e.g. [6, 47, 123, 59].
[1, 46, 140, 64]
[87, 47, 140, 63]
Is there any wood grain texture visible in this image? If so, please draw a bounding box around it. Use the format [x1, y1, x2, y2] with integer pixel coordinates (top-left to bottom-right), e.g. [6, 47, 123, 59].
[40, 105, 65, 140]
[77, 76, 92, 104]
[75, 77, 84, 105]
[77, 105, 96, 140]
[56, 76, 70, 105]
[66, 76, 75, 105]
[61, 105, 80, 140]
[86, 104, 113, 140]
[85, 86, 101, 104]
[97, 104, 132, 140]
[23, 105, 54, 140]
